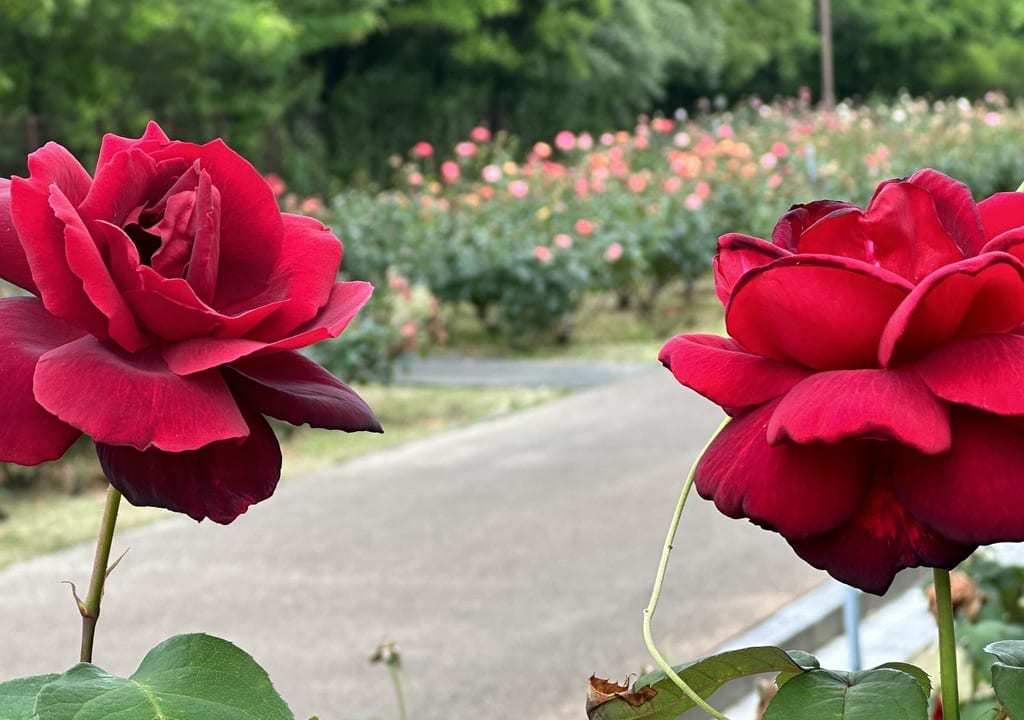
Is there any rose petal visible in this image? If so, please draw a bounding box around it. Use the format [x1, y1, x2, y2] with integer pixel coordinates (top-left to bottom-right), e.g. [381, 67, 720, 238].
[859, 180, 964, 282]
[767, 369, 950, 454]
[240, 214, 343, 339]
[96, 409, 282, 524]
[789, 205, 872, 261]
[95, 121, 172, 169]
[123, 266, 286, 342]
[978, 192, 1024, 260]
[34, 336, 248, 452]
[915, 334, 1024, 415]
[25, 142, 92, 206]
[789, 472, 974, 595]
[659, 334, 812, 411]
[907, 169, 986, 257]
[227, 351, 381, 431]
[893, 408, 1024, 545]
[880, 253, 1024, 367]
[10, 178, 110, 337]
[695, 402, 868, 539]
[0, 179, 39, 293]
[712, 233, 789, 306]
[163, 280, 373, 375]
[0, 298, 85, 464]
[78, 147, 189, 229]
[772, 200, 859, 251]
[49, 190, 148, 351]
[727, 255, 912, 370]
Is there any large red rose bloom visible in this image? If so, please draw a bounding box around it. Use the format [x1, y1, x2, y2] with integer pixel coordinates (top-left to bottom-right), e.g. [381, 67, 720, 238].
[661, 169, 1024, 594]
[0, 122, 379, 523]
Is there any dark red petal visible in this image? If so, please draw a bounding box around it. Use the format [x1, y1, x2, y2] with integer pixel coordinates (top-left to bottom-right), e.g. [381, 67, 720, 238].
[915, 334, 1024, 415]
[712, 233, 789, 305]
[9, 179, 110, 337]
[860, 180, 964, 282]
[123, 266, 284, 342]
[893, 408, 1024, 545]
[95, 121, 171, 169]
[163, 281, 373, 375]
[695, 402, 868, 540]
[659, 334, 812, 410]
[727, 255, 911, 370]
[25, 142, 92, 206]
[34, 336, 248, 452]
[978, 192, 1024, 257]
[772, 200, 859, 251]
[96, 409, 282, 524]
[789, 471, 974, 595]
[242, 214, 342, 339]
[188, 139, 286, 312]
[78, 148, 189, 228]
[0, 298, 85, 464]
[767, 369, 950, 454]
[184, 171, 221, 303]
[0, 179, 39, 293]
[880, 253, 1024, 367]
[907, 169, 986, 257]
[790, 205, 872, 261]
[227, 351, 380, 431]
[49, 190, 147, 351]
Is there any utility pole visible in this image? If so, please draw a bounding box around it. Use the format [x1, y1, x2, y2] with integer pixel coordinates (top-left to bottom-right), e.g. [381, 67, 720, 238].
[819, 0, 835, 109]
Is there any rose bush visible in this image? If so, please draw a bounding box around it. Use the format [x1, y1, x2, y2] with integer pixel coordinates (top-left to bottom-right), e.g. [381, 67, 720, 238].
[661, 169, 1024, 594]
[0, 122, 379, 524]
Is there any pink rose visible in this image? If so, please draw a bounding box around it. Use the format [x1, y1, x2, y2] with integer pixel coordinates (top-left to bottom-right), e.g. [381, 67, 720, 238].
[0, 122, 379, 523]
[440, 161, 460, 184]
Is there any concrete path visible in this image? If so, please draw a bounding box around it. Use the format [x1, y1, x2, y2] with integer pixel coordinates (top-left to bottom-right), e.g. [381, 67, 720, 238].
[0, 367, 825, 720]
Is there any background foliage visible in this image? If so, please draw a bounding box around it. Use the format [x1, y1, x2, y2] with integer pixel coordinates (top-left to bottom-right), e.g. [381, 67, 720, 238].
[5, 0, 1024, 185]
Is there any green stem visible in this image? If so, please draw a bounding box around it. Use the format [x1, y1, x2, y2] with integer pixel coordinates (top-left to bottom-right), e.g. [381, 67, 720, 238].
[388, 662, 408, 720]
[933, 568, 961, 720]
[80, 484, 122, 663]
[642, 419, 730, 720]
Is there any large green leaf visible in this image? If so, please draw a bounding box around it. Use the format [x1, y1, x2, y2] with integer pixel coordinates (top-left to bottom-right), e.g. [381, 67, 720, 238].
[587, 646, 817, 720]
[33, 633, 293, 720]
[762, 667, 929, 720]
[0, 674, 60, 720]
[985, 639, 1024, 718]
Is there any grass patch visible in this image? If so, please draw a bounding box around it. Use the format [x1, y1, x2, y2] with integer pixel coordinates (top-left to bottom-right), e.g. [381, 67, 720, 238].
[0, 383, 566, 572]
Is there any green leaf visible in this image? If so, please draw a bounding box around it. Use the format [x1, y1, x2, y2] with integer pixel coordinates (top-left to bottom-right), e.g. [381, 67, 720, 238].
[587, 646, 817, 720]
[985, 640, 1024, 718]
[34, 633, 293, 720]
[874, 663, 932, 698]
[762, 668, 929, 720]
[0, 674, 60, 720]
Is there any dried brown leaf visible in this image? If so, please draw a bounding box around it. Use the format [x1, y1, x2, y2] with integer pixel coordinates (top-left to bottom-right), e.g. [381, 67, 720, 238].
[587, 675, 658, 712]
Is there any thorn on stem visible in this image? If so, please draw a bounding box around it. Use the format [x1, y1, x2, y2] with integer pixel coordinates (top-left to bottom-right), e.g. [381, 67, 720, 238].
[62, 581, 89, 617]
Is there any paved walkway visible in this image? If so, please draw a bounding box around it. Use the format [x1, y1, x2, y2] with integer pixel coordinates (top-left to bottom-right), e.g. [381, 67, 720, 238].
[0, 364, 825, 720]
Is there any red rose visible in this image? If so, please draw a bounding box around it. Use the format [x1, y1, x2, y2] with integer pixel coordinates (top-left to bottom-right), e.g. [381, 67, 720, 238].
[0, 122, 380, 523]
[661, 169, 1024, 594]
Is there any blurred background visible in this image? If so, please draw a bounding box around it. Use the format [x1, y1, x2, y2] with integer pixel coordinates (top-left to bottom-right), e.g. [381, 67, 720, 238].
[5, 0, 1024, 580]
[4, 0, 1024, 189]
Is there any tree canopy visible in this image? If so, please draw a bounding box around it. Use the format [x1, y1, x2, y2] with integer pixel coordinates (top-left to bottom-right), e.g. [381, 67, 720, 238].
[1, 0, 1023, 184]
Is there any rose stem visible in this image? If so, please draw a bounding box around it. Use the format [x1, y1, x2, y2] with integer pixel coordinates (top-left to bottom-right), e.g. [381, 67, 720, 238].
[642, 419, 731, 720]
[80, 484, 123, 663]
[933, 568, 961, 720]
